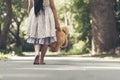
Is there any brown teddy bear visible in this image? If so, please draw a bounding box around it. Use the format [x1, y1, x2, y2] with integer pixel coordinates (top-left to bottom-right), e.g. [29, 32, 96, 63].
[49, 25, 69, 52]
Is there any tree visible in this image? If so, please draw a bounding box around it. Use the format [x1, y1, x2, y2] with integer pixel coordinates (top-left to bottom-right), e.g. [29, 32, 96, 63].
[69, 0, 91, 54]
[10, 0, 27, 46]
[90, 0, 119, 54]
[0, 0, 12, 49]
[0, 0, 31, 53]
[115, 0, 120, 40]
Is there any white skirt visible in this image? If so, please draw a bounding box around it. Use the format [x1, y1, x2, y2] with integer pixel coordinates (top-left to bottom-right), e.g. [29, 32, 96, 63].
[26, 6, 56, 45]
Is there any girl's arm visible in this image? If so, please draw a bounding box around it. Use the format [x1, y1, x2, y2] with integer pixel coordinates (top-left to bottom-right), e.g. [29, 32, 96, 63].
[50, 0, 61, 31]
[28, 0, 33, 14]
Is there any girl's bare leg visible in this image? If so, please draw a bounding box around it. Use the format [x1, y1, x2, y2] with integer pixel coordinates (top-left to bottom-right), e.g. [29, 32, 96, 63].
[34, 44, 40, 55]
[33, 44, 40, 64]
[40, 44, 48, 64]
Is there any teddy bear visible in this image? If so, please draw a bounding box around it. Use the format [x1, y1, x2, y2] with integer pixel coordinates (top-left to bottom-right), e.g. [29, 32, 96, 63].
[49, 25, 69, 52]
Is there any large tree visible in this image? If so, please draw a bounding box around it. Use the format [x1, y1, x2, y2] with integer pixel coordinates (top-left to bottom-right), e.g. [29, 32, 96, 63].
[0, 0, 12, 49]
[90, 0, 119, 54]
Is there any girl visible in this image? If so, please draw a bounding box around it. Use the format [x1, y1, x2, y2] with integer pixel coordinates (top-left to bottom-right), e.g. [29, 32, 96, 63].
[27, 0, 61, 64]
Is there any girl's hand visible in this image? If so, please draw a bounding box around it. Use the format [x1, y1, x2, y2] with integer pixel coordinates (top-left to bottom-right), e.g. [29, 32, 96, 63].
[56, 22, 61, 31]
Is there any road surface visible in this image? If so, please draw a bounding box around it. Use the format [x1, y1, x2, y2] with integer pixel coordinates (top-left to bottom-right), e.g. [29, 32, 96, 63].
[0, 55, 120, 80]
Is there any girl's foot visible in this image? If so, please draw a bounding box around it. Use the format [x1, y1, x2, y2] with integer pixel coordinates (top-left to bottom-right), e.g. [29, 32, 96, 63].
[33, 55, 39, 65]
[39, 56, 46, 65]
[39, 62, 46, 65]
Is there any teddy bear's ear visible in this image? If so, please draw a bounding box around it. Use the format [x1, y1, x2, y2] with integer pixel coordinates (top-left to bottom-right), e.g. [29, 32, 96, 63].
[62, 26, 69, 35]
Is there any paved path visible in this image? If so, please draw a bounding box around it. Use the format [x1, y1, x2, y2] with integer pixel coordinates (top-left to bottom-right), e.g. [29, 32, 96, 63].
[0, 55, 120, 80]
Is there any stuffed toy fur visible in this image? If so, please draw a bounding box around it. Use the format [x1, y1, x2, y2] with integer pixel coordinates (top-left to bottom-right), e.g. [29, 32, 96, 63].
[49, 25, 69, 52]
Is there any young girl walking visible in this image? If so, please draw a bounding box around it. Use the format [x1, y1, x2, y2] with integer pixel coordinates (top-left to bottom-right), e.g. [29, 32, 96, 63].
[27, 0, 61, 64]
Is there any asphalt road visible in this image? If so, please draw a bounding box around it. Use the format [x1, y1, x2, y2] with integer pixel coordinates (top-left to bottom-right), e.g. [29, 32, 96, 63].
[0, 55, 120, 80]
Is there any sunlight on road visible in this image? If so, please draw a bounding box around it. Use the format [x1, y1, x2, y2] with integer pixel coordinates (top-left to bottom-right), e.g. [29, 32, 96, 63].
[11, 66, 120, 71]
[11, 55, 120, 62]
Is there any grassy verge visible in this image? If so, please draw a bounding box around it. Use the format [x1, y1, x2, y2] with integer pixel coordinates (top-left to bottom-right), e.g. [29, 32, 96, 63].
[90, 54, 120, 58]
[62, 49, 89, 55]
[62, 50, 120, 59]
[0, 53, 9, 60]
[0, 51, 15, 60]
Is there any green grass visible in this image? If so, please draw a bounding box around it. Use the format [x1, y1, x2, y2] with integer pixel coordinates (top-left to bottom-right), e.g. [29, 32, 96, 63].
[62, 49, 120, 59]
[0, 53, 9, 60]
[91, 53, 120, 58]
[62, 49, 84, 55]
[0, 51, 15, 60]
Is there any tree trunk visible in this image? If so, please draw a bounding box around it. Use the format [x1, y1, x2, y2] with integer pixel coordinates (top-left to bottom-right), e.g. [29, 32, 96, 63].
[0, 0, 12, 49]
[16, 22, 21, 46]
[90, 0, 119, 54]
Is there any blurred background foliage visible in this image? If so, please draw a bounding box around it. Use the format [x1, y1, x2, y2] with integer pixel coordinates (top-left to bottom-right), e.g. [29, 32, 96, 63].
[0, 0, 120, 55]
[56, 0, 91, 54]
[115, 0, 120, 36]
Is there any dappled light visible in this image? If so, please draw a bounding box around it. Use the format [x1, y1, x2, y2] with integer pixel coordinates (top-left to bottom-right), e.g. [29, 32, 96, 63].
[1, 0, 120, 80]
[0, 0, 92, 55]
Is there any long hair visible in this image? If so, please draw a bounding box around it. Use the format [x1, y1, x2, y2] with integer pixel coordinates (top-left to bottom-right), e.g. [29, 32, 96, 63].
[34, 0, 44, 17]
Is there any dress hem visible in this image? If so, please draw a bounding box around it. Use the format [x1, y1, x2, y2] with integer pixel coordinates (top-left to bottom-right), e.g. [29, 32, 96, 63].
[27, 37, 57, 45]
